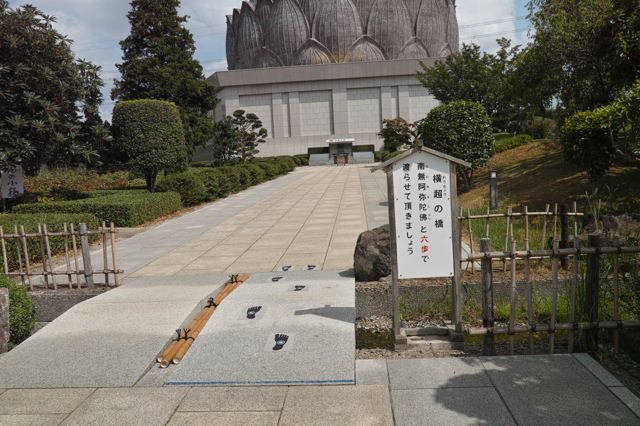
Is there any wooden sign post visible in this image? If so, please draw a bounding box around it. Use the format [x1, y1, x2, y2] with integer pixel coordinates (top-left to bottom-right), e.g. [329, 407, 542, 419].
[374, 147, 470, 345]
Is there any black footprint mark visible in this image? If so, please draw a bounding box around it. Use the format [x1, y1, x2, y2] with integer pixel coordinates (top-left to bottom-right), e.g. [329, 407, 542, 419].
[273, 334, 289, 351]
[307, 264, 316, 271]
[272, 276, 283, 282]
[294, 285, 305, 292]
[282, 265, 292, 271]
[246, 306, 262, 319]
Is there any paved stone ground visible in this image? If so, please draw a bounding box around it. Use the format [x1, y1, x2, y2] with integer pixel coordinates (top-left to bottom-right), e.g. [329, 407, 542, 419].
[0, 165, 638, 425]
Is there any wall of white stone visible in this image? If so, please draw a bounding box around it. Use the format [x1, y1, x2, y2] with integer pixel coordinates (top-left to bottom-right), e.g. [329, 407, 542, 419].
[199, 72, 440, 160]
[347, 87, 381, 134]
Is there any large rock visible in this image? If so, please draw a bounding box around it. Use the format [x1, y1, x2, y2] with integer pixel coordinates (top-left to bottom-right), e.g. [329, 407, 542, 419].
[354, 224, 391, 282]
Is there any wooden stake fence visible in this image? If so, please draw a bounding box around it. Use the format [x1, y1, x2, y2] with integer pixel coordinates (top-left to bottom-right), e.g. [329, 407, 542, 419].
[0, 222, 122, 289]
[461, 205, 640, 354]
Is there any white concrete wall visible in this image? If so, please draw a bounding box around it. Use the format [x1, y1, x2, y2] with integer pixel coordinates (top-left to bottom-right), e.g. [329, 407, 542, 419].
[198, 68, 440, 160]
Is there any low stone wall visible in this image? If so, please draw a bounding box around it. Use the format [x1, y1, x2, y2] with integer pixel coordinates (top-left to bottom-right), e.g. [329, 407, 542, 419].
[31, 288, 108, 322]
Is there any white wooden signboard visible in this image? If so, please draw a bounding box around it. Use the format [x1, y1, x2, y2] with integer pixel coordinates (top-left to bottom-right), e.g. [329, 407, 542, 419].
[1, 165, 24, 199]
[392, 151, 453, 279]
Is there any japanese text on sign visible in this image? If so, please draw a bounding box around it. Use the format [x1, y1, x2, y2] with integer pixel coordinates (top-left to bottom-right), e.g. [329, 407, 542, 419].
[1, 166, 24, 199]
[393, 152, 453, 279]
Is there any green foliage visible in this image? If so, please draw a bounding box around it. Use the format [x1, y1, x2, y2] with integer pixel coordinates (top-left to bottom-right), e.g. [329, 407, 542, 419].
[11, 191, 182, 227]
[157, 170, 208, 207]
[111, 99, 187, 192]
[374, 150, 403, 163]
[0, 213, 99, 271]
[522, 0, 640, 115]
[111, 0, 217, 154]
[493, 134, 533, 154]
[377, 117, 415, 151]
[523, 116, 557, 139]
[193, 168, 230, 199]
[0, 275, 35, 347]
[417, 39, 524, 130]
[0, 3, 107, 173]
[417, 100, 494, 191]
[210, 119, 240, 166]
[560, 107, 616, 186]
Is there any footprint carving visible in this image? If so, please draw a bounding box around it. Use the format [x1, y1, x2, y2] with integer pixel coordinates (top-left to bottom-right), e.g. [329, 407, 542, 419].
[246, 306, 262, 319]
[294, 285, 305, 292]
[273, 334, 289, 351]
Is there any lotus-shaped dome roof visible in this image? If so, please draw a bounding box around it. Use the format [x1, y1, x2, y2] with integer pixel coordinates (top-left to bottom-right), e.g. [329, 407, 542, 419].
[225, 0, 458, 70]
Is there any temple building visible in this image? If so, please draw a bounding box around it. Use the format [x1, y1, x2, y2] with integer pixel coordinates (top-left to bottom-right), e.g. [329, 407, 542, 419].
[203, 0, 459, 160]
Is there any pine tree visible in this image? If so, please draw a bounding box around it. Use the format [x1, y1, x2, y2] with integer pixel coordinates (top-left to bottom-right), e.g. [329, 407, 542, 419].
[112, 0, 217, 156]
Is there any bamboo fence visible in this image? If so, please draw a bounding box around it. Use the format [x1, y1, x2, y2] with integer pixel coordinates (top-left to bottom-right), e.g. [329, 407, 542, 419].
[459, 204, 640, 355]
[0, 222, 122, 290]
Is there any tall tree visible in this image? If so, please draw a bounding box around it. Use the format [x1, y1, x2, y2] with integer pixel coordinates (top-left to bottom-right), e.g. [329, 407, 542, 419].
[417, 40, 523, 130]
[112, 0, 217, 155]
[520, 0, 640, 115]
[0, 2, 105, 173]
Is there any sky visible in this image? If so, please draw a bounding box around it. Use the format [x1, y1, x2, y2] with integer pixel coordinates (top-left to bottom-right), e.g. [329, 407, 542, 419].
[7, 0, 532, 119]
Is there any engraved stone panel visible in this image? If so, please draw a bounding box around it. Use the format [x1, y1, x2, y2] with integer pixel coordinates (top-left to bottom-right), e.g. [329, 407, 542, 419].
[299, 91, 333, 136]
[348, 87, 381, 133]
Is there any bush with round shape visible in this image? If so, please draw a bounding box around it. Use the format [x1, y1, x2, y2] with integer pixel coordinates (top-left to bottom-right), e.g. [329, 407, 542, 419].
[417, 100, 493, 192]
[111, 99, 187, 192]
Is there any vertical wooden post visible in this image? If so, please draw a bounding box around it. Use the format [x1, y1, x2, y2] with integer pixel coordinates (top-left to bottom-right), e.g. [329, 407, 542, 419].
[509, 239, 517, 355]
[524, 206, 534, 354]
[110, 223, 120, 287]
[585, 233, 601, 351]
[43, 224, 56, 290]
[38, 224, 49, 288]
[450, 163, 463, 334]
[0, 288, 8, 354]
[550, 239, 560, 354]
[0, 226, 9, 275]
[63, 224, 73, 289]
[481, 238, 494, 355]
[386, 169, 403, 343]
[70, 224, 81, 288]
[101, 222, 109, 285]
[79, 223, 94, 288]
[19, 226, 32, 290]
[560, 204, 569, 268]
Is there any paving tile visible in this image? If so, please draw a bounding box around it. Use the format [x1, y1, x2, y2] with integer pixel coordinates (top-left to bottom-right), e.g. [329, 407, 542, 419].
[279, 385, 393, 426]
[168, 412, 280, 426]
[482, 355, 640, 426]
[572, 352, 624, 386]
[391, 388, 516, 426]
[178, 387, 286, 412]
[387, 357, 490, 389]
[62, 387, 188, 426]
[356, 360, 389, 385]
[610, 387, 640, 419]
[0, 414, 67, 425]
[0, 389, 94, 414]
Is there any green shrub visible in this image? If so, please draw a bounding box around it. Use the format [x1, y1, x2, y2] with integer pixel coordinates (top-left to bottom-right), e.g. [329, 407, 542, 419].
[194, 168, 227, 199]
[234, 166, 253, 189]
[0, 275, 35, 348]
[157, 171, 208, 207]
[11, 191, 182, 227]
[524, 116, 557, 139]
[219, 166, 244, 193]
[417, 100, 494, 191]
[0, 213, 99, 271]
[25, 170, 130, 196]
[293, 154, 309, 166]
[244, 164, 267, 185]
[494, 134, 533, 153]
[374, 150, 403, 162]
[255, 161, 279, 179]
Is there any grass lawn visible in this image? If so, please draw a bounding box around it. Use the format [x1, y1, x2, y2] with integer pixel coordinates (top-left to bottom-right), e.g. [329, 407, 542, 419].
[459, 139, 640, 214]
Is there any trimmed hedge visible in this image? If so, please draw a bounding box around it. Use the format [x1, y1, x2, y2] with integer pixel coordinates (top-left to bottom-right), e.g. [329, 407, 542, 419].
[0, 213, 99, 272]
[157, 171, 208, 207]
[0, 275, 36, 348]
[11, 190, 182, 227]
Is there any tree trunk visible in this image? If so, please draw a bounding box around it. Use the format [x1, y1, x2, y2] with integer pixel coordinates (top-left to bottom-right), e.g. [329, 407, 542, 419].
[145, 172, 157, 193]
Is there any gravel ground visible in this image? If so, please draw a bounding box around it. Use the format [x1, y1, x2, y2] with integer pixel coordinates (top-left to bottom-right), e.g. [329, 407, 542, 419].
[356, 316, 640, 399]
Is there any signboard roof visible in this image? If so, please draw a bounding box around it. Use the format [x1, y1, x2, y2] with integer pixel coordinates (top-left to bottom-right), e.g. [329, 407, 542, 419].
[372, 146, 471, 172]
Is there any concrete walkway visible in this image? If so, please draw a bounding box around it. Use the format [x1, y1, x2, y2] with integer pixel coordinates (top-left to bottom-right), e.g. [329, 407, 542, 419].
[0, 165, 639, 425]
